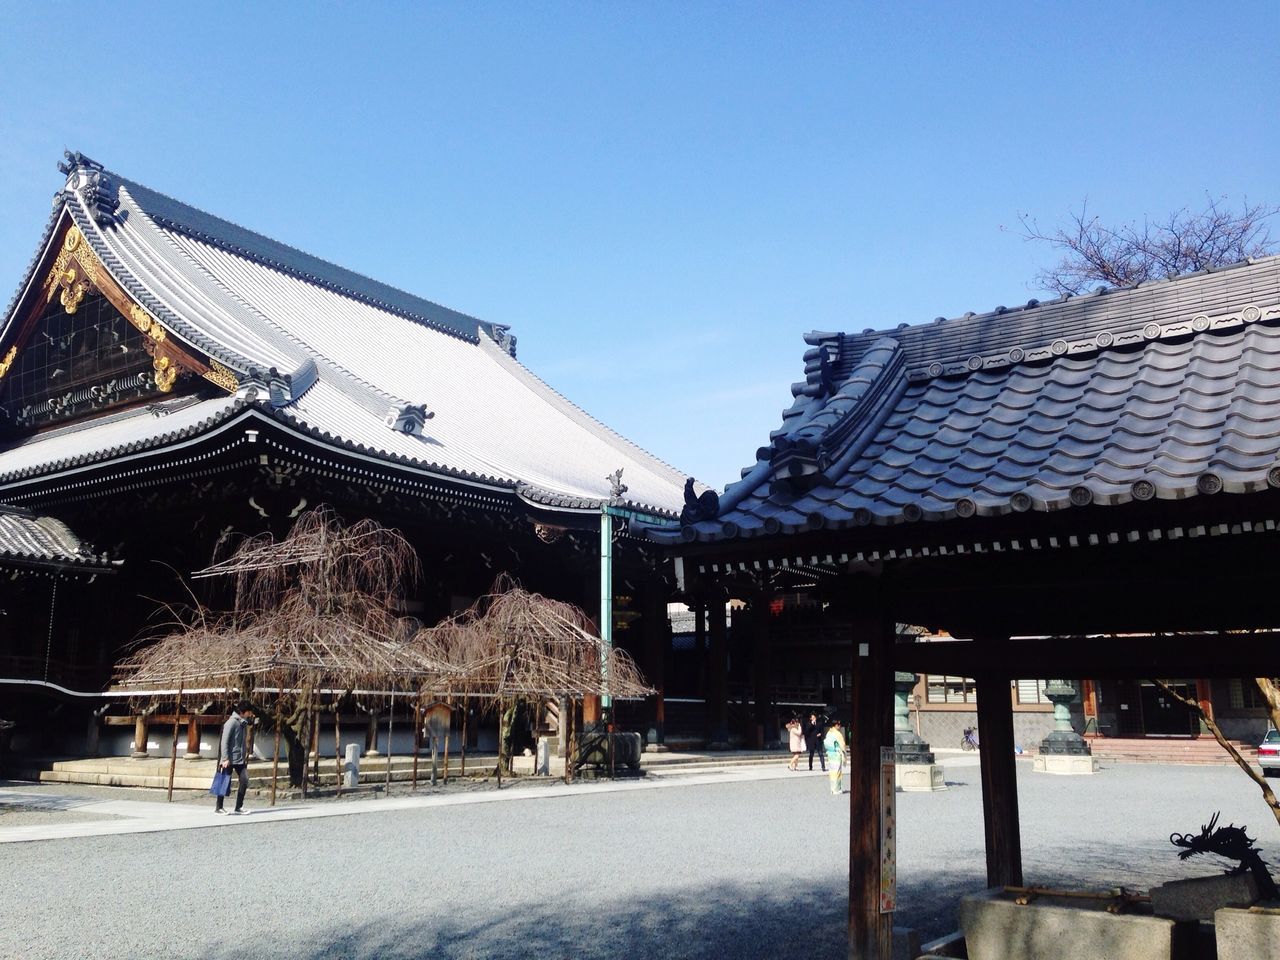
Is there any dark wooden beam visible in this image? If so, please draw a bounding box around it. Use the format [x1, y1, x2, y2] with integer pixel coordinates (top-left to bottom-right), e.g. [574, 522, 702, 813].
[975, 636, 1022, 888]
[895, 632, 1280, 679]
[848, 589, 895, 960]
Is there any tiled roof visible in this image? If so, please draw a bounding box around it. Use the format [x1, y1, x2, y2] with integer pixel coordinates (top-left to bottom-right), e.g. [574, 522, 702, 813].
[0, 153, 696, 517]
[657, 256, 1280, 544]
[0, 506, 111, 570]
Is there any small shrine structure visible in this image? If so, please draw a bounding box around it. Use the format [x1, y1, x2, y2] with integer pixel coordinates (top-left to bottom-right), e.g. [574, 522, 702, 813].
[645, 256, 1280, 956]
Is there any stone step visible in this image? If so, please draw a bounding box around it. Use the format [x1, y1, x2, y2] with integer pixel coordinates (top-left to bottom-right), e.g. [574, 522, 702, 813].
[1089, 738, 1259, 764]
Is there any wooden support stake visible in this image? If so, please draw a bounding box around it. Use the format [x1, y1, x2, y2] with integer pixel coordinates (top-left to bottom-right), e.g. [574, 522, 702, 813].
[460, 699, 469, 779]
[269, 702, 281, 807]
[976, 638, 1023, 888]
[847, 602, 895, 960]
[442, 700, 451, 784]
[384, 693, 394, 794]
[334, 706, 343, 796]
[411, 700, 421, 791]
[166, 685, 183, 803]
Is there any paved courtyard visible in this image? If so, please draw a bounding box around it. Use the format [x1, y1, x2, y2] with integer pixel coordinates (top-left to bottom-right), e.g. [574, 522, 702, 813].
[3, 757, 1278, 959]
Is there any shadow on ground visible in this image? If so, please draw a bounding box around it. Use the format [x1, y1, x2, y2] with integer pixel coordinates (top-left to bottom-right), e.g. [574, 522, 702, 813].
[207, 873, 984, 960]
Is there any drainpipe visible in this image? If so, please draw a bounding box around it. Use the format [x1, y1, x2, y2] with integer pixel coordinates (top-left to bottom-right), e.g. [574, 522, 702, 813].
[600, 505, 613, 711]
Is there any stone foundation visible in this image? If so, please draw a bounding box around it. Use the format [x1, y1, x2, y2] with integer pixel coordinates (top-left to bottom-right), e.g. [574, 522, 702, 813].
[895, 762, 946, 792]
[1033, 753, 1098, 775]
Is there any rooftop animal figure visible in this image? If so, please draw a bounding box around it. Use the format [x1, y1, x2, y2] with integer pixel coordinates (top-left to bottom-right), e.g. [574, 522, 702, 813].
[1170, 811, 1277, 900]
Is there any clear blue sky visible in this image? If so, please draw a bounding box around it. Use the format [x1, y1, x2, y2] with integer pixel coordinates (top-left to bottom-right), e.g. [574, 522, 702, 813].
[2, 3, 1277, 491]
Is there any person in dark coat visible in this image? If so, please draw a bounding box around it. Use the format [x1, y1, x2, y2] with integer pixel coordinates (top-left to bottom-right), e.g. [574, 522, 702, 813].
[802, 711, 827, 771]
[215, 699, 255, 815]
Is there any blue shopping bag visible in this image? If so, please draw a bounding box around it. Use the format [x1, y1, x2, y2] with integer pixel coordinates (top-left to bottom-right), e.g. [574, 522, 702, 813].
[209, 768, 231, 797]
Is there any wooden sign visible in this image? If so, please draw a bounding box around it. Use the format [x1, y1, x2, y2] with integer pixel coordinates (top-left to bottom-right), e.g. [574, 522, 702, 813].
[880, 745, 897, 913]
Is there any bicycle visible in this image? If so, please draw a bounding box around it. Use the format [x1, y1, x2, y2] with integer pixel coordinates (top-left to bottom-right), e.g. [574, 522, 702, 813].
[961, 727, 979, 751]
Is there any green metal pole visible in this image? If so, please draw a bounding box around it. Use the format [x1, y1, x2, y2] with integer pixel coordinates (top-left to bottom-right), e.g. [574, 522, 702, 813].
[600, 506, 613, 710]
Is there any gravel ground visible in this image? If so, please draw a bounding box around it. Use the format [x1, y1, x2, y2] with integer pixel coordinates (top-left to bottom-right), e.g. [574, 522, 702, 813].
[3, 761, 1278, 960]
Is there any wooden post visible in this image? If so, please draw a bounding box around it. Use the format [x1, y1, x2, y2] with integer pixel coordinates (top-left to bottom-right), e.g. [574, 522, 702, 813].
[132, 714, 148, 758]
[1194, 678, 1214, 735]
[644, 586, 667, 746]
[708, 590, 729, 745]
[1081, 678, 1100, 738]
[847, 598, 895, 960]
[185, 714, 201, 758]
[751, 589, 772, 749]
[460, 699, 469, 779]
[976, 637, 1023, 888]
[565, 698, 576, 784]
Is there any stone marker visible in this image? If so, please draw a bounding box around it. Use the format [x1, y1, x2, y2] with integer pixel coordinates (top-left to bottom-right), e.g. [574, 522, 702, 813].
[1214, 902, 1280, 960]
[343, 743, 360, 788]
[1150, 871, 1259, 922]
[961, 886, 1195, 960]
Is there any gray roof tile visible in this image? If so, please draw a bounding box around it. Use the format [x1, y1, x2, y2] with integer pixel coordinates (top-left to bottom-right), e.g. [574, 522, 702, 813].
[651, 256, 1280, 545]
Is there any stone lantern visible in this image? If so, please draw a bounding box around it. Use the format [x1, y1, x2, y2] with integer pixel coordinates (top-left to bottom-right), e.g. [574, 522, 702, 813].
[1033, 678, 1097, 775]
[893, 672, 945, 791]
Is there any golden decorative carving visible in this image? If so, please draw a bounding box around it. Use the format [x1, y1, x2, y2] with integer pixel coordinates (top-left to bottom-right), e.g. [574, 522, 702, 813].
[127, 304, 167, 343]
[153, 355, 178, 393]
[43, 225, 102, 314]
[128, 303, 152, 333]
[202, 359, 239, 393]
[0, 346, 17, 380]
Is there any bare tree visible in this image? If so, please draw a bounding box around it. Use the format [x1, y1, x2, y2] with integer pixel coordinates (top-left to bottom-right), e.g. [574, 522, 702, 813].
[1019, 197, 1279, 296]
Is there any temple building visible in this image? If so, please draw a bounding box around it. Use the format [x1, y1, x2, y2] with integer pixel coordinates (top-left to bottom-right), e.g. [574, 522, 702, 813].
[0, 151, 695, 758]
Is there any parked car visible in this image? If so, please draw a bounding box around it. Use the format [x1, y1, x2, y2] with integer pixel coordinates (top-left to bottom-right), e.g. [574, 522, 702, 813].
[1259, 729, 1280, 777]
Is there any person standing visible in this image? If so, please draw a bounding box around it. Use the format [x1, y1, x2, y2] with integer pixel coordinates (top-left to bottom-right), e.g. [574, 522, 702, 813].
[786, 717, 804, 771]
[802, 712, 826, 771]
[823, 718, 847, 795]
[215, 699, 255, 815]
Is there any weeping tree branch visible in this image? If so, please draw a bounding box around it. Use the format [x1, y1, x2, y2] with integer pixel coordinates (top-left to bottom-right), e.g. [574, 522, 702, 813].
[1152, 678, 1280, 827]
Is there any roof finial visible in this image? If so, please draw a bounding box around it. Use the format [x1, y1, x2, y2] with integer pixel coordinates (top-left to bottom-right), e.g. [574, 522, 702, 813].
[607, 468, 628, 504]
[57, 150, 118, 225]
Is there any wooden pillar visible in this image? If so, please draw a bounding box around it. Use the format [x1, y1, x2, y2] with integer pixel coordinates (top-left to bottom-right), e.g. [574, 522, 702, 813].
[847, 595, 895, 960]
[643, 586, 667, 744]
[750, 590, 772, 749]
[1194, 678, 1214, 736]
[708, 590, 729, 746]
[1081, 678, 1100, 738]
[185, 715, 201, 758]
[131, 714, 148, 758]
[694, 598, 708, 730]
[976, 638, 1023, 888]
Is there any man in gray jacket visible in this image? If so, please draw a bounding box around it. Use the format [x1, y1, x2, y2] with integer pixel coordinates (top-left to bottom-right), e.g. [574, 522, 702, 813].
[215, 700, 256, 815]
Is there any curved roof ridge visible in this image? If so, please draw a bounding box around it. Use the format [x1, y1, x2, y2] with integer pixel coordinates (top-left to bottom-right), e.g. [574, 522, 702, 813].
[107, 169, 493, 345]
[839, 252, 1280, 371]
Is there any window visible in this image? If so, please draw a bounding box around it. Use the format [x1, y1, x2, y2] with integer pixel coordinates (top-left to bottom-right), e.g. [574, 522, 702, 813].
[926, 675, 977, 704]
[1228, 678, 1266, 711]
[1016, 679, 1050, 705]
